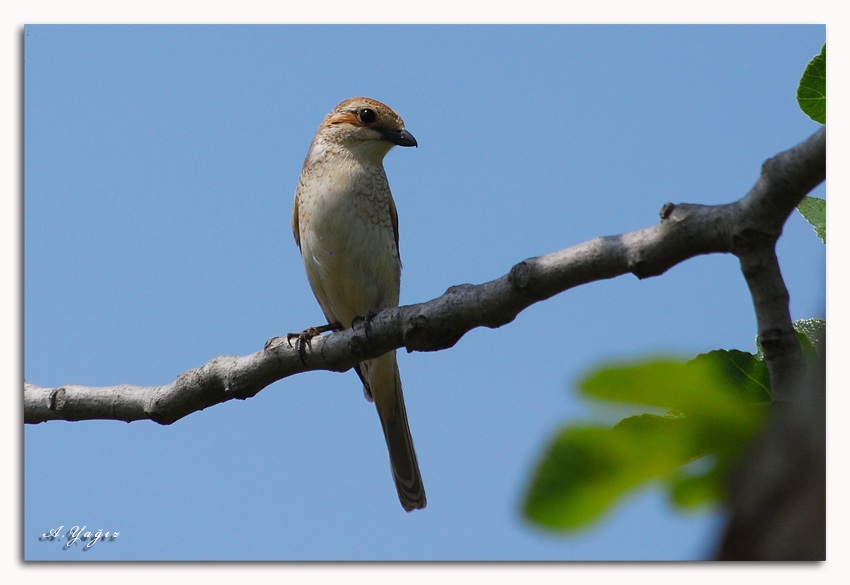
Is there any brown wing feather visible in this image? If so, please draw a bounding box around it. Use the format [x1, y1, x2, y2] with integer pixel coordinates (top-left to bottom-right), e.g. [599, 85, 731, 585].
[389, 195, 400, 268]
[292, 192, 301, 249]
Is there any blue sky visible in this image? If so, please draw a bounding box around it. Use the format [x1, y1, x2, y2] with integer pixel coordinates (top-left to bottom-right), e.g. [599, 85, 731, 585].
[22, 24, 826, 563]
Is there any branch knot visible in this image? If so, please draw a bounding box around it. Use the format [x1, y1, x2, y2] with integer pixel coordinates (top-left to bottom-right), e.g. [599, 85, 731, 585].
[48, 387, 66, 411]
[508, 260, 533, 292]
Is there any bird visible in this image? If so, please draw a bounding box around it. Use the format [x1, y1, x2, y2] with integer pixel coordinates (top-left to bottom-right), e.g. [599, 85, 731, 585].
[291, 97, 426, 511]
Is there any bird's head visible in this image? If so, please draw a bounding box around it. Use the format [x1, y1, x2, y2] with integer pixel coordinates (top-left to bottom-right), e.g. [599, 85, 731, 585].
[312, 97, 417, 165]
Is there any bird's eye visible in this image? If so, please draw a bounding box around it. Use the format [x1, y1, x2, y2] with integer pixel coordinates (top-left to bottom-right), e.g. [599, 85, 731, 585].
[358, 108, 376, 124]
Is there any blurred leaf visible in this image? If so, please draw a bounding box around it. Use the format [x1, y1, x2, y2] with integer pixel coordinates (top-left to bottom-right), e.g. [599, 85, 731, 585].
[670, 465, 723, 509]
[525, 357, 768, 531]
[797, 44, 825, 124]
[524, 426, 632, 530]
[579, 358, 760, 432]
[524, 418, 691, 530]
[796, 196, 826, 243]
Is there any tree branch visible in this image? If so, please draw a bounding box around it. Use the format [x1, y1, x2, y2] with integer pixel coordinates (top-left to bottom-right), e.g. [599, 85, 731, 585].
[24, 128, 825, 426]
[732, 128, 826, 403]
[715, 127, 826, 561]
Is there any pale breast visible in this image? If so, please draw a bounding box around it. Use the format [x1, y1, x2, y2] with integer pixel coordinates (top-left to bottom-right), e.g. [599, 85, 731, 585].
[296, 159, 401, 326]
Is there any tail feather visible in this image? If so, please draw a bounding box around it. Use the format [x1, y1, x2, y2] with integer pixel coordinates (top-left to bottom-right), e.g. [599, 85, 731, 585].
[366, 352, 426, 511]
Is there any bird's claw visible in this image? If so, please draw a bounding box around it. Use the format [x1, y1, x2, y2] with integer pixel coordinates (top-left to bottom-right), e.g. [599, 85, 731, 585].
[351, 310, 379, 340]
[274, 323, 342, 364]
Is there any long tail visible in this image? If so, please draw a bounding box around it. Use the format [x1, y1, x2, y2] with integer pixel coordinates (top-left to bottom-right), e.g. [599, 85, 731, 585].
[366, 352, 426, 511]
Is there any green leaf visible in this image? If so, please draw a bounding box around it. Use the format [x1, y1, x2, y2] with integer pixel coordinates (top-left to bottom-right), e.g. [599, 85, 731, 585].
[669, 467, 723, 509]
[796, 196, 826, 243]
[579, 358, 762, 431]
[524, 426, 628, 530]
[689, 350, 770, 404]
[524, 287, 824, 532]
[524, 357, 768, 531]
[797, 44, 825, 124]
[794, 318, 826, 362]
[756, 318, 826, 365]
[524, 419, 693, 530]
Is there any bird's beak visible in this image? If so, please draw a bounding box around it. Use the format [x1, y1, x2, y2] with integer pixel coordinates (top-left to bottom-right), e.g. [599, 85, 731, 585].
[382, 129, 418, 148]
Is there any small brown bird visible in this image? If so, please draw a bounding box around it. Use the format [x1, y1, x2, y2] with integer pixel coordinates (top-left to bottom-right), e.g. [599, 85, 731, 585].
[291, 97, 426, 511]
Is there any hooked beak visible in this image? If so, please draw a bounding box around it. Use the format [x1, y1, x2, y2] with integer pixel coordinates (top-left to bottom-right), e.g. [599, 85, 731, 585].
[382, 128, 418, 148]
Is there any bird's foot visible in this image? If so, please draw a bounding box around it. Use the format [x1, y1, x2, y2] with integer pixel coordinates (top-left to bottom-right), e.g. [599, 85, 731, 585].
[265, 322, 341, 363]
[286, 322, 342, 346]
[351, 310, 379, 340]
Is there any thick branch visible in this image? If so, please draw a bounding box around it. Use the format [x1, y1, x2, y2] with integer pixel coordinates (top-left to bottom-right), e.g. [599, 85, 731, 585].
[714, 127, 826, 560]
[24, 128, 825, 425]
[731, 128, 826, 403]
[716, 350, 825, 560]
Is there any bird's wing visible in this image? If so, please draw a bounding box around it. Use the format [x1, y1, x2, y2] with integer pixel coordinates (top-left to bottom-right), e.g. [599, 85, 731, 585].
[389, 193, 400, 267]
[292, 191, 301, 250]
